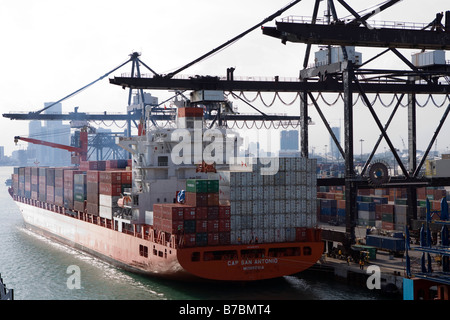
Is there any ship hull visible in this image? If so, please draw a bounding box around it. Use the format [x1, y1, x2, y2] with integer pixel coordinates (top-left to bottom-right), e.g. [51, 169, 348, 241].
[14, 198, 323, 282]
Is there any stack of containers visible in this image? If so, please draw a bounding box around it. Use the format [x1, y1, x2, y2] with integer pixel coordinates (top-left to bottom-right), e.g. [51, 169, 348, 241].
[38, 168, 47, 202]
[46, 168, 55, 204]
[31, 167, 39, 200]
[151, 179, 229, 248]
[54, 169, 65, 206]
[64, 169, 83, 209]
[86, 171, 100, 216]
[381, 203, 395, 230]
[18, 167, 25, 197]
[228, 157, 317, 245]
[357, 202, 376, 226]
[153, 203, 185, 236]
[25, 167, 31, 198]
[319, 199, 337, 223]
[79, 160, 106, 171]
[73, 173, 87, 212]
[11, 168, 19, 195]
[185, 179, 229, 246]
[99, 171, 124, 219]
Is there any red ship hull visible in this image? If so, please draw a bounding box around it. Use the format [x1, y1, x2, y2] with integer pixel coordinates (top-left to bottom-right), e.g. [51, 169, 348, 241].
[14, 196, 323, 281]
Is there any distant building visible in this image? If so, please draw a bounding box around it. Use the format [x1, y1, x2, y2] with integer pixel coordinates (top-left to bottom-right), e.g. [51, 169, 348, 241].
[329, 126, 342, 161]
[280, 130, 299, 151]
[27, 102, 71, 166]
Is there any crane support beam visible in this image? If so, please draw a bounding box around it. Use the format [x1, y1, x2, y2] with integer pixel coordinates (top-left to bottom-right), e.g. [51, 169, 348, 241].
[110, 76, 450, 94]
[262, 21, 450, 50]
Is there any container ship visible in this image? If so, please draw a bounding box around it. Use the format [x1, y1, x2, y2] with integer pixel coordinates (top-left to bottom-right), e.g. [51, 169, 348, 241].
[8, 102, 323, 281]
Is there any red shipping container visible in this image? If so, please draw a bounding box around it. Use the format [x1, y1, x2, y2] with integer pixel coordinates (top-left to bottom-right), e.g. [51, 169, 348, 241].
[105, 160, 118, 169]
[46, 186, 54, 204]
[208, 233, 219, 245]
[121, 171, 132, 184]
[219, 219, 231, 232]
[87, 171, 100, 183]
[207, 193, 219, 206]
[99, 182, 122, 196]
[185, 192, 208, 207]
[153, 204, 184, 221]
[163, 204, 184, 220]
[100, 171, 122, 184]
[219, 206, 231, 219]
[196, 220, 208, 233]
[86, 202, 99, 215]
[207, 206, 219, 220]
[55, 195, 64, 206]
[382, 221, 395, 230]
[183, 206, 196, 220]
[381, 204, 395, 214]
[183, 234, 196, 247]
[219, 232, 231, 245]
[196, 207, 208, 220]
[295, 227, 307, 241]
[207, 220, 219, 233]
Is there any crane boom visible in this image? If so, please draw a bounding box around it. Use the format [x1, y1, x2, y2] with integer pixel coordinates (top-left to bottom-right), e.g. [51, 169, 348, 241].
[14, 131, 88, 162]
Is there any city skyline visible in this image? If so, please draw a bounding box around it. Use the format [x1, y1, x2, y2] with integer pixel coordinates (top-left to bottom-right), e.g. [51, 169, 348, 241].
[1, 1, 449, 158]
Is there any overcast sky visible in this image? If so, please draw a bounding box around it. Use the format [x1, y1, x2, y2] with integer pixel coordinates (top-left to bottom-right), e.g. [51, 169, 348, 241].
[1, 0, 449, 158]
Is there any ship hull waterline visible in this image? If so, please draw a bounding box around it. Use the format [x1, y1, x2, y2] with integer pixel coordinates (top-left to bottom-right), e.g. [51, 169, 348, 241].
[15, 199, 324, 282]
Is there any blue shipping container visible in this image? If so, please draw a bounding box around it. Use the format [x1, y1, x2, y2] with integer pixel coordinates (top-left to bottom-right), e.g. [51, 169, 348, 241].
[357, 202, 376, 211]
[366, 235, 405, 252]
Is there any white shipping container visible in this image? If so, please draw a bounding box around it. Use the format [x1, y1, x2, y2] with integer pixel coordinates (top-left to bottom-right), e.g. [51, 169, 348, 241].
[230, 172, 237, 186]
[285, 186, 291, 200]
[274, 228, 286, 242]
[286, 227, 296, 242]
[300, 186, 306, 200]
[263, 214, 275, 229]
[263, 228, 275, 243]
[274, 200, 281, 214]
[268, 185, 275, 199]
[279, 185, 286, 200]
[219, 185, 230, 201]
[99, 205, 113, 219]
[263, 186, 270, 200]
[254, 229, 264, 243]
[306, 214, 312, 228]
[145, 210, 153, 225]
[230, 230, 239, 244]
[240, 229, 251, 243]
[306, 200, 313, 214]
[285, 199, 291, 213]
[311, 212, 317, 226]
[358, 210, 375, 220]
[99, 195, 121, 208]
[230, 214, 241, 231]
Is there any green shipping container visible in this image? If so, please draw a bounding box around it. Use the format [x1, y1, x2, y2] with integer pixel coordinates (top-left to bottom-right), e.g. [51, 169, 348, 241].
[394, 198, 407, 205]
[382, 213, 394, 222]
[207, 180, 219, 193]
[186, 179, 208, 193]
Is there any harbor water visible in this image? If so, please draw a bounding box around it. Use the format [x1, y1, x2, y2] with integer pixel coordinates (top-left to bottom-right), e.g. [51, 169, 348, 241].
[0, 166, 391, 300]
